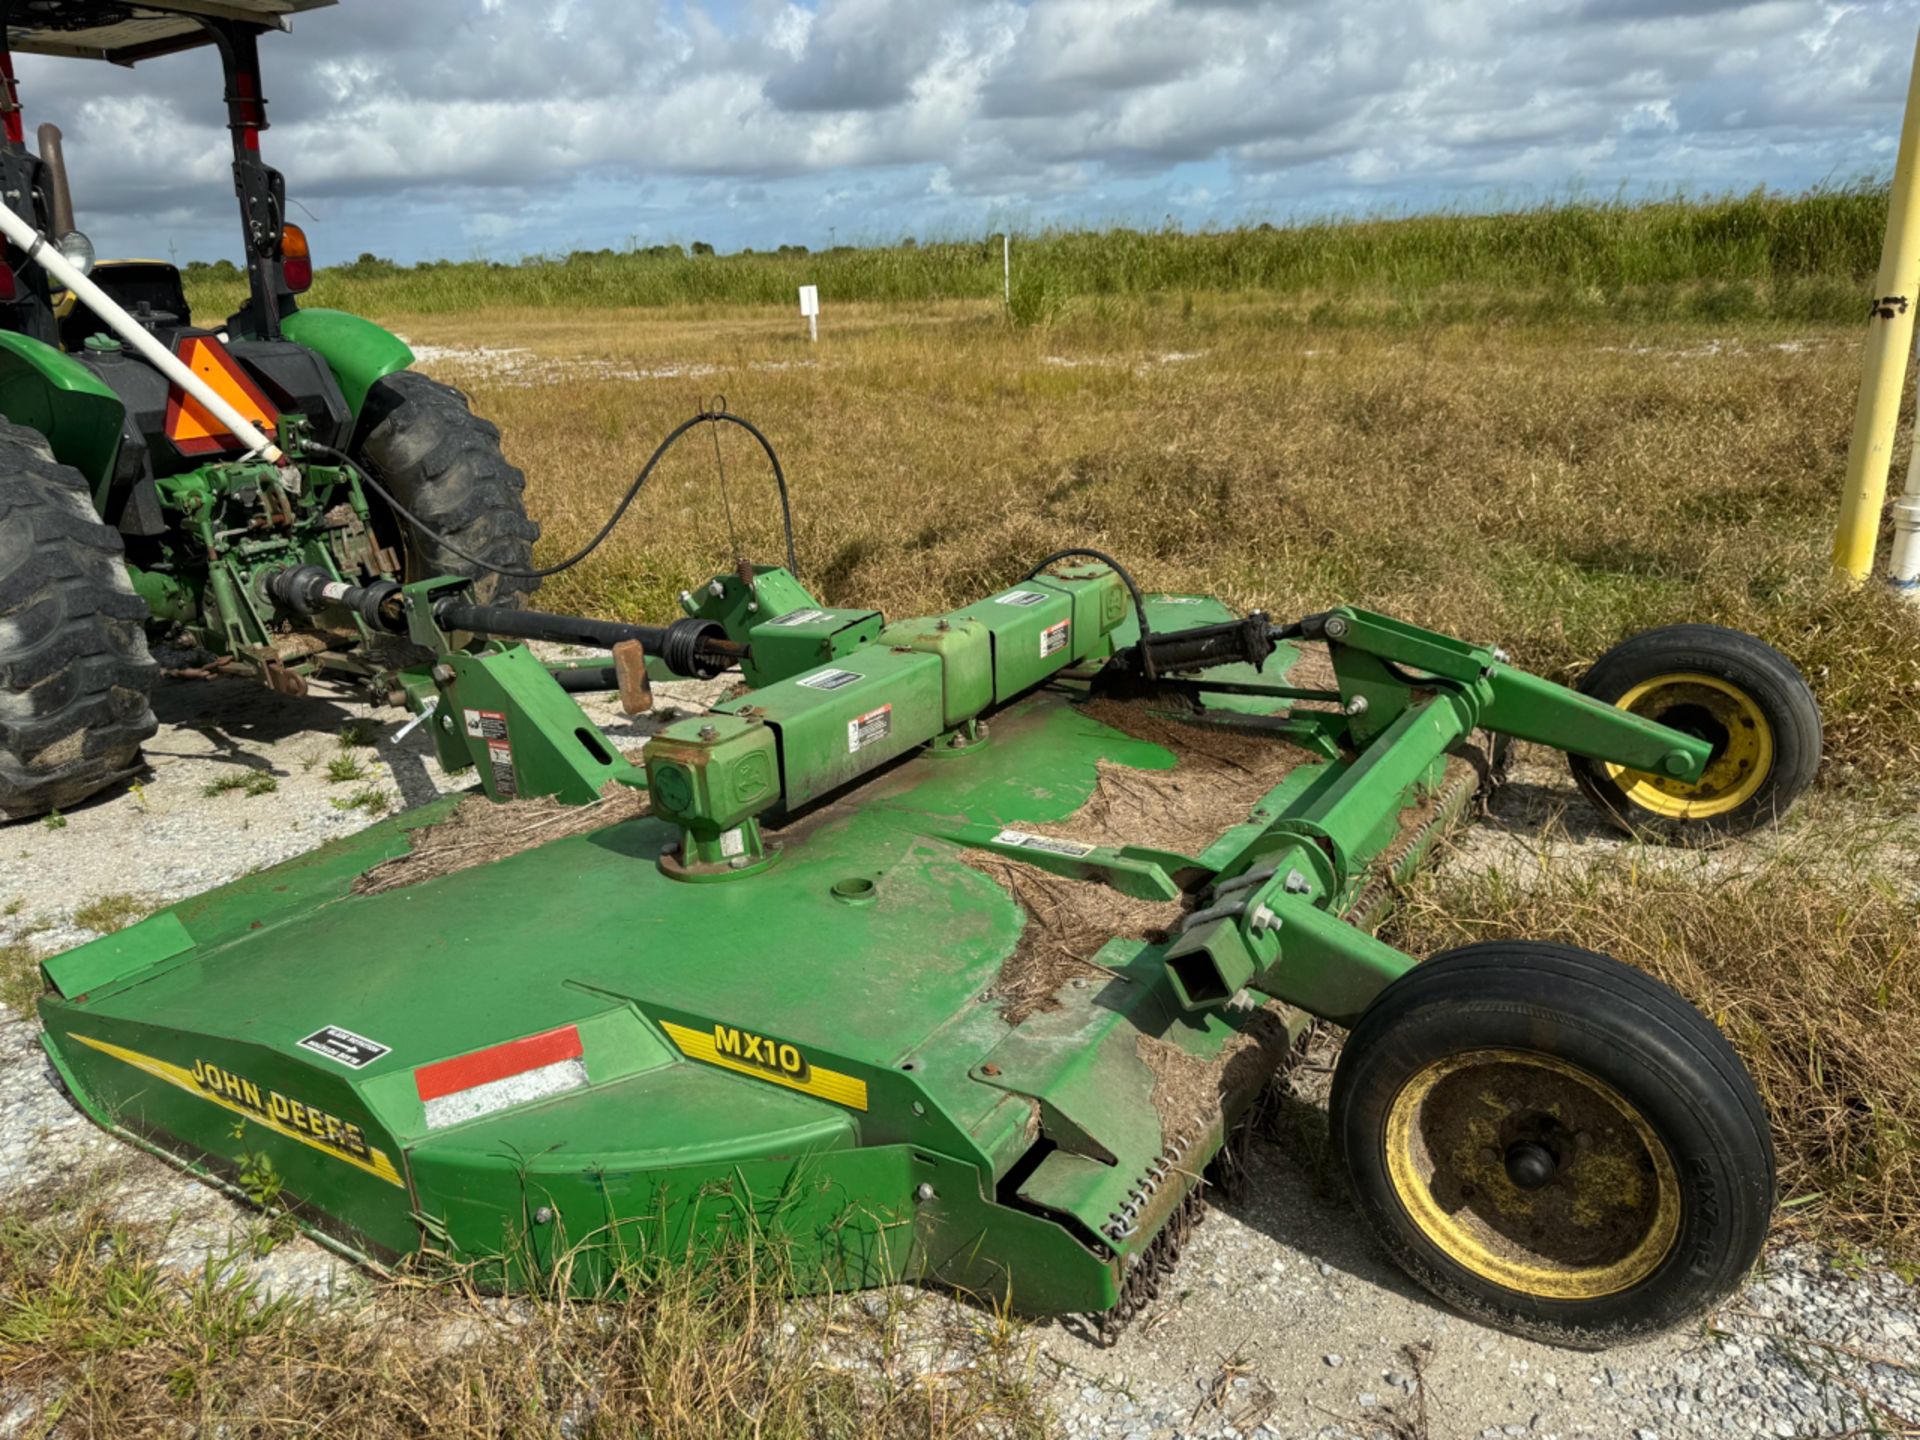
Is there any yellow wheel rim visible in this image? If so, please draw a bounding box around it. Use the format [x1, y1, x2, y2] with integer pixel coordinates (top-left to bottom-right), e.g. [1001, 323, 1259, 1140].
[1601, 672, 1773, 820]
[1384, 1049, 1681, 1300]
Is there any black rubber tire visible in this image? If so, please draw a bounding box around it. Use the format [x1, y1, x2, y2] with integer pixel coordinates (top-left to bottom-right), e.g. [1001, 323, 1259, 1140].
[1568, 623, 1820, 843]
[1330, 943, 1774, 1349]
[0, 420, 158, 820]
[353, 370, 541, 607]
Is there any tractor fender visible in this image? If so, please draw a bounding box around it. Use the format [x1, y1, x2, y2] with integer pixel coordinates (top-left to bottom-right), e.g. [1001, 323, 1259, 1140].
[0, 331, 124, 491]
[279, 308, 415, 419]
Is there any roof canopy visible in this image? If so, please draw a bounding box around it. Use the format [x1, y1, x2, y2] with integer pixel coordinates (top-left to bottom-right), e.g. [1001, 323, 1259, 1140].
[5, 1, 333, 65]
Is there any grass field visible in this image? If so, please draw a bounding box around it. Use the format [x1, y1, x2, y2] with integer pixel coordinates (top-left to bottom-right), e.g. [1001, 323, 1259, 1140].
[187, 185, 1891, 323]
[379, 283, 1920, 1266]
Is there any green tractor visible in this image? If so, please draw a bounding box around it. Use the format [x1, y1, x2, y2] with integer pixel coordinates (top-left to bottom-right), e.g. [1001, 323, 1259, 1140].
[0, 0, 537, 820]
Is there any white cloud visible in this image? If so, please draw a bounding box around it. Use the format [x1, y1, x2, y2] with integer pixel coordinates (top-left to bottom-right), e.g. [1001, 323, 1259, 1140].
[6, 0, 1913, 263]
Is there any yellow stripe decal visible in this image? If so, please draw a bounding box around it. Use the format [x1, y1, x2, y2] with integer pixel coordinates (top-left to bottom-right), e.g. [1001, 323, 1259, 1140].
[660, 1020, 869, 1111]
[70, 1033, 405, 1188]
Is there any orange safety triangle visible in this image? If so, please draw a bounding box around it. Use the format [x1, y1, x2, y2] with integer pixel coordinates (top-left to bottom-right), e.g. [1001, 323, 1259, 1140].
[164, 336, 279, 456]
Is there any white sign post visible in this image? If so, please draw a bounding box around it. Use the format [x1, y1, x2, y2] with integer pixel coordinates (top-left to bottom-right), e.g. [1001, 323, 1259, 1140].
[1003, 233, 1011, 308]
[798, 284, 819, 342]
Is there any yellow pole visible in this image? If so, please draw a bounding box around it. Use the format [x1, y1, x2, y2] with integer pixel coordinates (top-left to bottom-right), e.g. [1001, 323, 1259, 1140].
[1835, 24, 1920, 582]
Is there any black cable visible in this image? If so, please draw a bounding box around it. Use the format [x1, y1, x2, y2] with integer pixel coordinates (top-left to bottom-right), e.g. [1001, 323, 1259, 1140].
[309, 407, 799, 584]
[1021, 546, 1156, 677]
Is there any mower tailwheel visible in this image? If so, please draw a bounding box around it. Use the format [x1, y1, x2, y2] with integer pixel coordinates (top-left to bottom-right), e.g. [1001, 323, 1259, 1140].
[1331, 943, 1772, 1348]
[1569, 623, 1819, 841]
[355, 370, 541, 607]
[0, 421, 158, 821]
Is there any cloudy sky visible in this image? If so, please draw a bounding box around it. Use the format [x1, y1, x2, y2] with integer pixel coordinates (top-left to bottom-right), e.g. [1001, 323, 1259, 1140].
[12, 0, 1920, 265]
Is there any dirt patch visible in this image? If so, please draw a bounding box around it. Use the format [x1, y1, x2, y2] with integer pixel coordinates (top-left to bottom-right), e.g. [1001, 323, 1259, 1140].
[1135, 1005, 1297, 1149]
[1282, 640, 1338, 695]
[978, 700, 1321, 1022]
[1027, 698, 1320, 857]
[972, 854, 1182, 1024]
[354, 781, 650, 896]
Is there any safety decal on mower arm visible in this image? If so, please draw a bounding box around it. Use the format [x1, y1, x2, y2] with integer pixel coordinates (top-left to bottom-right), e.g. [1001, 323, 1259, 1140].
[659, 1020, 869, 1111]
[69, 1034, 405, 1188]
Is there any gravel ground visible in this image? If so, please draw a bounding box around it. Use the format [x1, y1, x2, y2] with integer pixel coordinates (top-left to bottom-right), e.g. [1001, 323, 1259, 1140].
[5, 667, 1917, 1438]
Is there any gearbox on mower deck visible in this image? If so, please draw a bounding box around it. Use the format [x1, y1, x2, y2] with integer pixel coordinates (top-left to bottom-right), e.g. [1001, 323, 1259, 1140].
[37, 554, 1817, 1349]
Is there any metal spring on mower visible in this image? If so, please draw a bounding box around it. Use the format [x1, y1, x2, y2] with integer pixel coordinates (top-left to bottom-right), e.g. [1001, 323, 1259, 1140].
[1102, 1129, 1193, 1243]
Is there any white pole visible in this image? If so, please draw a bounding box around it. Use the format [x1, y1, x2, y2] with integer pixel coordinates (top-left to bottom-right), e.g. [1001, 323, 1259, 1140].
[1003, 232, 1010, 307]
[0, 207, 285, 466]
[808, 313, 817, 343]
[1892, 427, 1920, 597]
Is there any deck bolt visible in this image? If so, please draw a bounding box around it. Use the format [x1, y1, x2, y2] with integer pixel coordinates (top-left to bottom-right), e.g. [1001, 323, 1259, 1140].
[708, 580, 726, 598]
[533, 1206, 554, 1225]
[937, 619, 952, 632]
[728, 855, 751, 870]
[1344, 694, 1368, 716]
[1249, 903, 1280, 933]
[1324, 615, 1349, 640]
[1284, 870, 1311, 894]
[915, 1183, 936, 1202]
[1492, 647, 1511, 663]
[698, 723, 719, 740]
[431, 663, 455, 685]
[980, 1063, 1000, 1077]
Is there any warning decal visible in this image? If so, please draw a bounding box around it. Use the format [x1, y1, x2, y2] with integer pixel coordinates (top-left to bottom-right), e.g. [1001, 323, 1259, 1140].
[797, 668, 862, 691]
[465, 709, 516, 796]
[992, 829, 1096, 858]
[1040, 619, 1070, 658]
[847, 704, 892, 753]
[767, 607, 830, 627]
[297, 1025, 391, 1070]
[995, 590, 1047, 607]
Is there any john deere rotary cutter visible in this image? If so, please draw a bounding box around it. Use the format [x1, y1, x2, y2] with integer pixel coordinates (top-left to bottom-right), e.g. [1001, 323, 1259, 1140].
[34, 453, 1821, 1345]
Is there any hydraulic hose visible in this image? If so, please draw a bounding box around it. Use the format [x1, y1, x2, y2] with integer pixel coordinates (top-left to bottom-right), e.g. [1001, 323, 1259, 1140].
[306, 406, 799, 583]
[1021, 546, 1157, 677]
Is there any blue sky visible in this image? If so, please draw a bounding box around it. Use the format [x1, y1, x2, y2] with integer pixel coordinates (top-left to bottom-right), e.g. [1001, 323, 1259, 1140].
[12, 0, 1920, 266]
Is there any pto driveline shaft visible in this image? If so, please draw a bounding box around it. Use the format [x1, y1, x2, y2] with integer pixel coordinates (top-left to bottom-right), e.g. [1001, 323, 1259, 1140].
[267, 566, 742, 679]
[432, 601, 741, 679]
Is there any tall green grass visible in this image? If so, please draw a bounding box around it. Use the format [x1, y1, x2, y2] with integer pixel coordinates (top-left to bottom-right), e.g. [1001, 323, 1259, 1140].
[181, 184, 1891, 322]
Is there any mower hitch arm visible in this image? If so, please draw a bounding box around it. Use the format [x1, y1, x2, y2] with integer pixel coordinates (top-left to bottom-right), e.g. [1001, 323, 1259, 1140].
[1304, 607, 1713, 782]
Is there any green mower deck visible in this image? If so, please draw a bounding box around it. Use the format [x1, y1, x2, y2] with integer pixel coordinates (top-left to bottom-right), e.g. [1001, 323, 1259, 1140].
[35, 561, 1797, 1344]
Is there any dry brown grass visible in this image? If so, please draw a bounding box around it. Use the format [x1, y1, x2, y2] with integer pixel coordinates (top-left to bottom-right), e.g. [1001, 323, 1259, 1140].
[387, 296, 1920, 1258]
[392, 297, 1920, 784]
[1391, 801, 1920, 1266]
[0, 1181, 1048, 1438]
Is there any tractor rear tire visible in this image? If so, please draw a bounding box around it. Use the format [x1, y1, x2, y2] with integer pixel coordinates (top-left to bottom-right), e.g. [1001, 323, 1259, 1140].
[0, 421, 158, 821]
[354, 370, 541, 607]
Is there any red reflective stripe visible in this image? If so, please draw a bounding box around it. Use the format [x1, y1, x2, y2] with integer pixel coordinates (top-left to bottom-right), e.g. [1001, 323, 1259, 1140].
[414, 1025, 582, 1101]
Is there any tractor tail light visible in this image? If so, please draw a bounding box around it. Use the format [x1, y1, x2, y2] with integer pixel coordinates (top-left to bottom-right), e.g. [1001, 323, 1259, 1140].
[0, 242, 16, 302]
[280, 223, 311, 293]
